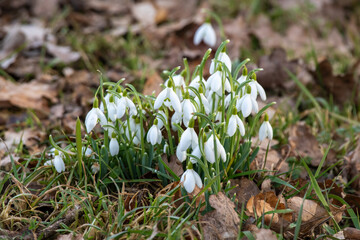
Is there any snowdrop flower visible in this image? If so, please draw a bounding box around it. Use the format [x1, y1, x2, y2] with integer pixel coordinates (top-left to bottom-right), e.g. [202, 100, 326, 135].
[227, 108, 245, 137]
[107, 95, 117, 122]
[189, 145, 201, 163]
[85, 98, 107, 133]
[204, 134, 226, 163]
[47, 149, 65, 173]
[236, 85, 258, 118]
[248, 73, 266, 101]
[189, 75, 206, 96]
[176, 147, 187, 162]
[259, 113, 273, 141]
[181, 92, 196, 127]
[82, 147, 92, 157]
[147, 119, 162, 145]
[178, 119, 198, 152]
[193, 22, 216, 47]
[154, 81, 182, 113]
[206, 70, 231, 96]
[171, 111, 182, 131]
[194, 86, 210, 114]
[180, 164, 203, 193]
[156, 110, 168, 129]
[210, 50, 232, 74]
[165, 74, 185, 99]
[109, 133, 119, 156]
[116, 91, 137, 118]
[124, 116, 142, 145]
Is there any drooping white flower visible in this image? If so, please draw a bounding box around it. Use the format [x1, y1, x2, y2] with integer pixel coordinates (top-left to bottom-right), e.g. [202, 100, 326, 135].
[227, 109, 245, 137]
[181, 96, 196, 127]
[170, 111, 182, 131]
[178, 124, 198, 152]
[206, 70, 231, 96]
[154, 82, 182, 113]
[176, 146, 187, 162]
[180, 168, 203, 193]
[204, 134, 226, 163]
[259, 113, 273, 141]
[82, 147, 92, 157]
[116, 91, 137, 118]
[210, 51, 232, 74]
[85, 98, 107, 133]
[146, 119, 162, 145]
[236, 85, 258, 118]
[189, 145, 201, 163]
[164, 74, 185, 99]
[156, 110, 167, 129]
[193, 22, 216, 47]
[47, 150, 65, 173]
[194, 92, 210, 115]
[248, 73, 266, 101]
[109, 135, 119, 156]
[189, 75, 206, 97]
[107, 98, 117, 122]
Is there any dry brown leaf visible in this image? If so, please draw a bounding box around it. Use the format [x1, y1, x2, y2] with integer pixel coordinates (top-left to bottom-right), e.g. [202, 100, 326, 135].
[32, 0, 59, 18]
[311, 59, 359, 105]
[0, 155, 20, 171]
[246, 191, 292, 232]
[288, 122, 323, 167]
[46, 43, 80, 64]
[251, 228, 278, 240]
[228, 178, 260, 208]
[201, 192, 240, 240]
[161, 154, 183, 177]
[131, 2, 157, 27]
[56, 233, 84, 240]
[0, 77, 57, 113]
[287, 196, 327, 222]
[344, 227, 360, 239]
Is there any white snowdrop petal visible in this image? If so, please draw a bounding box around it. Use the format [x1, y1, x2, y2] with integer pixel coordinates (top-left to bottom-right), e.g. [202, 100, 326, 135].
[179, 128, 192, 151]
[169, 89, 182, 113]
[210, 71, 221, 92]
[54, 155, 65, 173]
[256, 82, 267, 101]
[85, 109, 98, 133]
[209, 60, 215, 74]
[192, 170, 203, 188]
[204, 141, 215, 164]
[176, 146, 187, 162]
[190, 129, 199, 149]
[203, 24, 216, 47]
[95, 108, 108, 126]
[190, 145, 201, 163]
[184, 174, 195, 193]
[108, 103, 117, 122]
[220, 52, 232, 73]
[193, 24, 206, 45]
[227, 116, 237, 137]
[266, 121, 273, 140]
[224, 78, 231, 92]
[116, 103, 126, 119]
[259, 122, 266, 141]
[249, 82, 257, 100]
[250, 96, 259, 113]
[241, 95, 252, 118]
[236, 116, 246, 136]
[110, 138, 119, 156]
[154, 88, 168, 110]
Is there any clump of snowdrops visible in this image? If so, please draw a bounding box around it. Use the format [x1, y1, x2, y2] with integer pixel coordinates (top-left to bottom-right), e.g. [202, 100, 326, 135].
[46, 40, 274, 195]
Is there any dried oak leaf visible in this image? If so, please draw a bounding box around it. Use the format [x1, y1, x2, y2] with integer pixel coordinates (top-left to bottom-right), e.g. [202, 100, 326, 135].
[246, 191, 292, 232]
[201, 192, 240, 240]
[0, 77, 57, 114]
[311, 59, 359, 105]
[286, 196, 344, 236]
[251, 228, 278, 240]
[288, 122, 323, 167]
[344, 227, 360, 240]
[228, 178, 260, 208]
